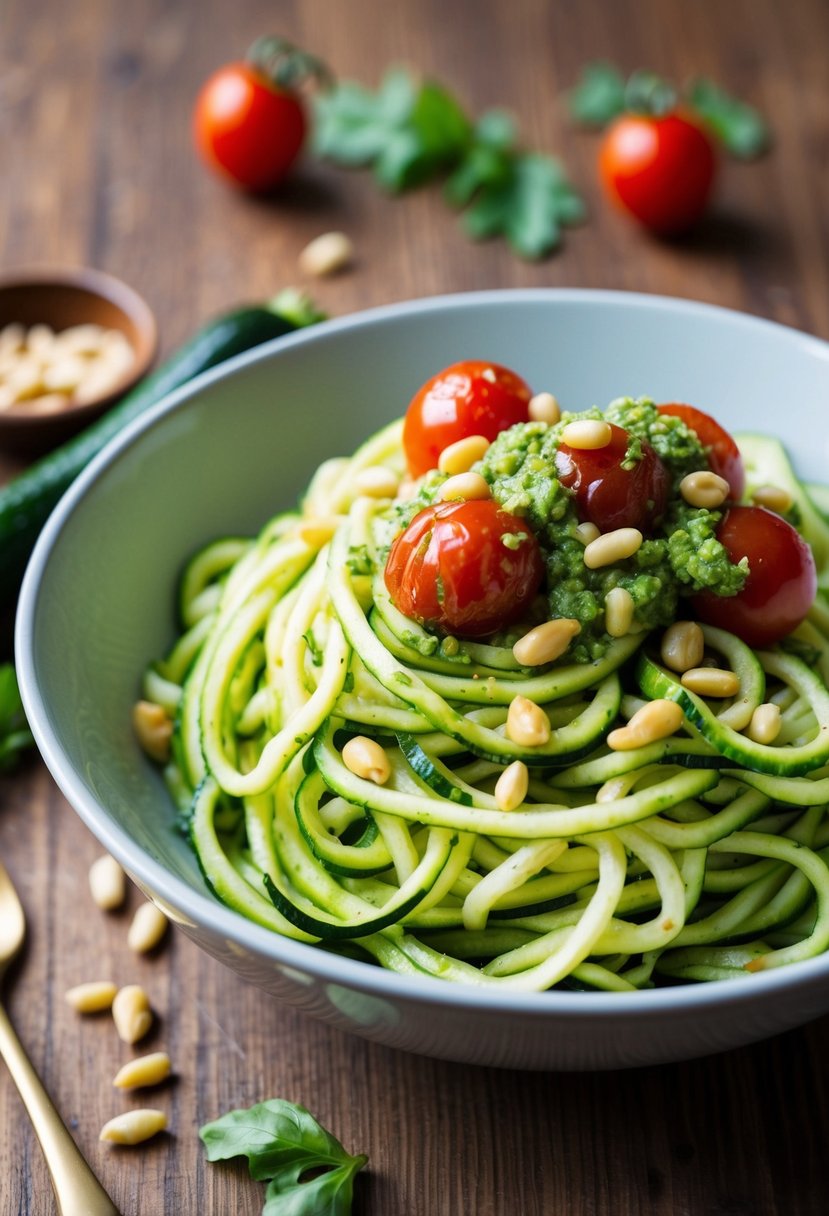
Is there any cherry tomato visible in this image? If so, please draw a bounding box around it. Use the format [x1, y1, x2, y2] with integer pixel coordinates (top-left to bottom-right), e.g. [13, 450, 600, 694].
[384, 500, 544, 638]
[554, 423, 670, 534]
[194, 62, 306, 191]
[657, 403, 745, 500]
[402, 361, 533, 478]
[598, 112, 717, 235]
[692, 506, 816, 648]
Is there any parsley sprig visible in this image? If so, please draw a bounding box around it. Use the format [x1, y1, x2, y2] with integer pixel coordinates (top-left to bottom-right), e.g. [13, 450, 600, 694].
[313, 67, 584, 258]
[0, 664, 33, 772]
[568, 62, 770, 159]
[200, 1098, 368, 1216]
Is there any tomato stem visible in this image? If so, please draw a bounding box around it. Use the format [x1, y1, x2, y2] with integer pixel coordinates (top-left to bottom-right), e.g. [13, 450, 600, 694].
[246, 35, 334, 93]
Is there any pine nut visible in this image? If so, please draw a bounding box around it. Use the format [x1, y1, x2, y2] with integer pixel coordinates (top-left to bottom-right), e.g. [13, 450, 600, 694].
[298, 231, 354, 277]
[128, 902, 168, 954]
[607, 699, 685, 750]
[513, 618, 581, 666]
[506, 696, 551, 747]
[746, 702, 782, 744]
[583, 528, 643, 569]
[679, 470, 731, 509]
[605, 587, 634, 637]
[112, 985, 153, 1044]
[342, 736, 391, 785]
[438, 434, 490, 476]
[353, 467, 399, 498]
[681, 667, 740, 698]
[89, 854, 126, 911]
[752, 484, 793, 514]
[132, 701, 173, 763]
[660, 621, 705, 674]
[113, 1051, 172, 1090]
[440, 472, 491, 502]
[574, 521, 600, 546]
[297, 517, 341, 547]
[99, 1109, 167, 1146]
[560, 420, 612, 450]
[495, 761, 529, 811]
[65, 981, 118, 1013]
[528, 392, 561, 425]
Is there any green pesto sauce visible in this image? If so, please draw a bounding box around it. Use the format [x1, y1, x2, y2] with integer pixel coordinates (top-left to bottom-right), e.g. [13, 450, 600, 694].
[476, 397, 747, 663]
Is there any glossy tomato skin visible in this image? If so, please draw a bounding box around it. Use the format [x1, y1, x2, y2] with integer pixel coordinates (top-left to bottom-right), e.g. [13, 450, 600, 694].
[402, 361, 533, 478]
[657, 403, 745, 500]
[554, 423, 670, 534]
[194, 63, 306, 191]
[599, 112, 717, 234]
[692, 506, 816, 648]
[384, 500, 544, 638]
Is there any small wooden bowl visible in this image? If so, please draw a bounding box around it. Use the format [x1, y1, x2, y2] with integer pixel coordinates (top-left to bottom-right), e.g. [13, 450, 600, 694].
[0, 266, 157, 455]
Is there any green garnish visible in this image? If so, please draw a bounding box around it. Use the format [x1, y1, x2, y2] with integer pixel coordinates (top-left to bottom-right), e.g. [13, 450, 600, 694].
[200, 1098, 368, 1216]
[0, 664, 34, 772]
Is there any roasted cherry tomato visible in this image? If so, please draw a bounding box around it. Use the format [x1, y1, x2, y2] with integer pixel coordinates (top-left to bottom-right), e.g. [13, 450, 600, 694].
[402, 361, 532, 478]
[693, 506, 816, 648]
[384, 499, 544, 638]
[554, 423, 670, 534]
[193, 39, 325, 192]
[599, 112, 717, 235]
[657, 403, 745, 500]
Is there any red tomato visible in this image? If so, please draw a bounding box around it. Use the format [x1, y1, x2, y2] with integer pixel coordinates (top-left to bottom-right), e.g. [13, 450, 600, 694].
[692, 506, 816, 648]
[402, 361, 532, 478]
[598, 112, 717, 234]
[657, 403, 745, 500]
[194, 62, 306, 191]
[554, 424, 670, 534]
[384, 500, 544, 638]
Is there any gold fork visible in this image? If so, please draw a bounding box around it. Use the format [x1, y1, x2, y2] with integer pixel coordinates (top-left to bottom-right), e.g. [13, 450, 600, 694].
[0, 856, 119, 1215]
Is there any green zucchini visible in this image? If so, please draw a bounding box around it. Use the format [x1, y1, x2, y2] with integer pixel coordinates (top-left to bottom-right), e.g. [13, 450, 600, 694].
[0, 289, 324, 612]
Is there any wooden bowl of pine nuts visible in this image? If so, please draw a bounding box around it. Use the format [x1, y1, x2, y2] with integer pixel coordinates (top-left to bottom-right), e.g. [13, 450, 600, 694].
[0, 266, 157, 455]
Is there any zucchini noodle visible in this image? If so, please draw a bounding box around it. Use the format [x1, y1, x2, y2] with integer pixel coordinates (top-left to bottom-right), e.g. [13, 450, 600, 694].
[140, 414, 829, 992]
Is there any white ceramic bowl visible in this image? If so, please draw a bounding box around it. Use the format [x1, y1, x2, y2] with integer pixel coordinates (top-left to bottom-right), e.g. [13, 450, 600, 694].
[16, 290, 829, 1070]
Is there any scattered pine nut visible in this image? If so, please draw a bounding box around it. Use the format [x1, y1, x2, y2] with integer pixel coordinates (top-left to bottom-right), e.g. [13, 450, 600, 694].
[113, 1051, 172, 1090]
[506, 696, 551, 747]
[342, 736, 391, 785]
[679, 470, 730, 509]
[128, 902, 169, 954]
[99, 1109, 167, 1146]
[112, 985, 153, 1045]
[605, 587, 634, 638]
[513, 618, 581, 666]
[752, 484, 793, 514]
[298, 231, 354, 277]
[65, 981, 118, 1013]
[661, 621, 705, 674]
[495, 761, 529, 811]
[353, 467, 399, 499]
[681, 667, 741, 698]
[607, 699, 685, 750]
[746, 702, 782, 744]
[439, 471, 491, 502]
[297, 517, 341, 547]
[583, 528, 643, 569]
[132, 701, 173, 763]
[560, 419, 612, 450]
[528, 392, 560, 425]
[88, 854, 126, 911]
[574, 521, 600, 546]
[438, 434, 490, 476]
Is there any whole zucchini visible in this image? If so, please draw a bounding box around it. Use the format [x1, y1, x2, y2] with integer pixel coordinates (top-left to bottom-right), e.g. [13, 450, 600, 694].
[0, 290, 324, 612]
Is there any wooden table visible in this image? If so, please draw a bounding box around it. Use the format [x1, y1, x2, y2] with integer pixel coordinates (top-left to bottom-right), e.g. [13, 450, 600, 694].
[2, 1, 829, 1212]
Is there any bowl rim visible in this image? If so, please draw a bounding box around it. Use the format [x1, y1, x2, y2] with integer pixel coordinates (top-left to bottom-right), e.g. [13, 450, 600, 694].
[0, 263, 158, 433]
[16, 286, 829, 1018]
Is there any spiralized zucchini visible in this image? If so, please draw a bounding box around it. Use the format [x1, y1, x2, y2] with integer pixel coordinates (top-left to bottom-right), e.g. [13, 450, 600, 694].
[141, 418, 829, 993]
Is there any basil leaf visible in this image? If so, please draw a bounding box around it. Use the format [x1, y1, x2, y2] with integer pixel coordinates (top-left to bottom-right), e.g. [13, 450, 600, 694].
[568, 62, 626, 126]
[0, 664, 33, 772]
[200, 1099, 367, 1216]
[688, 78, 771, 159]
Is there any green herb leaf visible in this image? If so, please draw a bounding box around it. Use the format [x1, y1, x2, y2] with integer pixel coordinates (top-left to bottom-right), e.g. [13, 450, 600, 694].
[568, 62, 627, 126]
[200, 1099, 367, 1216]
[313, 68, 471, 192]
[0, 664, 33, 772]
[688, 78, 770, 159]
[622, 69, 677, 117]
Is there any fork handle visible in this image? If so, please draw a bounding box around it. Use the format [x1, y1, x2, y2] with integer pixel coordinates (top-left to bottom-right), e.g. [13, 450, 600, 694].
[0, 1001, 120, 1215]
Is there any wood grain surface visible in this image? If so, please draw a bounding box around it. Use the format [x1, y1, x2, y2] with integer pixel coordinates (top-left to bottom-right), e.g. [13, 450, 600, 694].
[2, 1, 829, 1212]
